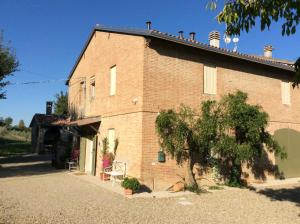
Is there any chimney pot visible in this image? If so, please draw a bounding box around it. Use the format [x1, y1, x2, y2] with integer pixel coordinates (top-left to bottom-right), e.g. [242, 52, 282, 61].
[178, 31, 184, 39]
[46, 101, 53, 115]
[209, 31, 220, 48]
[264, 45, 273, 58]
[146, 21, 152, 30]
[189, 32, 196, 41]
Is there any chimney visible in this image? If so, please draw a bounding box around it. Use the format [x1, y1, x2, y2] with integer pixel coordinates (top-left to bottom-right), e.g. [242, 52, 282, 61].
[46, 101, 53, 115]
[209, 31, 220, 48]
[178, 31, 184, 39]
[264, 45, 273, 58]
[189, 32, 196, 41]
[146, 21, 151, 30]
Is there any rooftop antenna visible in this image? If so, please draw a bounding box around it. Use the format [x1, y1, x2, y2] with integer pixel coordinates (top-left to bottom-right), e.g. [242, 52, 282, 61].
[232, 36, 239, 52]
[223, 25, 232, 49]
[223, 34, 231, 48]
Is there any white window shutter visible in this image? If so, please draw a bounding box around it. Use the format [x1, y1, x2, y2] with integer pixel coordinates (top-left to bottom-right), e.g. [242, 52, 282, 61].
[281, 81, 291, 105]
[110, 66, 116, 95]
[204, 65, 217, 94]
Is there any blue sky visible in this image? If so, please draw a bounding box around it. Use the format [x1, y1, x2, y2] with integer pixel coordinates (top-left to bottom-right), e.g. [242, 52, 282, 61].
[0, 0, 299, 126]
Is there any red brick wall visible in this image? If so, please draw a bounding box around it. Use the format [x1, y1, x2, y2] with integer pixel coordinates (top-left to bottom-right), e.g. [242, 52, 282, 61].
[140, 38, 300, 189]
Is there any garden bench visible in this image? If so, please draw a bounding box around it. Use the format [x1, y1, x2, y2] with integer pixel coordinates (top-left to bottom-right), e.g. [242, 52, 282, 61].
[104, 161, 126, 185]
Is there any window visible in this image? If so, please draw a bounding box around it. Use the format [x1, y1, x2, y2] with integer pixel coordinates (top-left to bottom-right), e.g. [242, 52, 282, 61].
[204, 65, 217, 95]
[108, 129, 115, 152]
[79, 80, 86, 105]
[90, 77, 95, 100]
[110, 65, 117, 96]
[281, 81, 291, 105]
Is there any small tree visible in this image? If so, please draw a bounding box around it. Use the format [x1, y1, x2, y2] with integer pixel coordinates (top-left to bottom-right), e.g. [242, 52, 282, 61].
[0, 117, 4, 126]
[208, 91, 287, 186]
[18, 119, 25, 130]
[54, 91, 68, 117]
[0, 32, 19, 99]
[156, 106, 209, 187]
[101, 137, 109, 157]
[4, 117, 13, 128]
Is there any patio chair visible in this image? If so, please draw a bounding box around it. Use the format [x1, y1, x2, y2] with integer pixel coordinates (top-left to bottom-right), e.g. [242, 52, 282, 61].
[104, 161, 126, 185]
[66, 149, 80, 171]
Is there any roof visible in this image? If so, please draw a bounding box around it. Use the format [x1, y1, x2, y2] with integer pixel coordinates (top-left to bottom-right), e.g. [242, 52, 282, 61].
[66, 25, 296, 84]
[68, 116, 101, 126]
[29, 114, 66, 127]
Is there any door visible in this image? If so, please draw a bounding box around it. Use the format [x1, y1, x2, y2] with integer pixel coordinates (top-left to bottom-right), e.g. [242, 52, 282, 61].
[274, 128, 300, 178]
[79, 137, 86, 172]
[85, 138, 93, 174]
[91, 136, 97, 176]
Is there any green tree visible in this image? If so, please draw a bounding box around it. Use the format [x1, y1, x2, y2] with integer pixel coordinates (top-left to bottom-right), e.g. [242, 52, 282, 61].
[18, 119, 25, 130]
[0, 117, 4, 126]
[210, 91, 286, 186]
[0, 32, 19, 99]
[156, 106, 211, 187]
[207, 0, 300, 85]
[4, 117, 13, 128]
[53, 91, 68, 117]
[156, 91, 286, 188]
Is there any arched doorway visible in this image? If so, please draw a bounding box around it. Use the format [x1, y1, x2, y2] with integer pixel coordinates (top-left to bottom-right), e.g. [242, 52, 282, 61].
[274, 128, 300, 178]
[44, 127, 60, 153]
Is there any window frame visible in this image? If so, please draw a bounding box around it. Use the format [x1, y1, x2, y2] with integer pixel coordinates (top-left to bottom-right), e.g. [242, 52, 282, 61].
[203, 64, 217, 95]
[90, 76, 95, 101]
[108, 128, 115, 153]
[110, 65, 117, 96]
[281, 81, 291, 105]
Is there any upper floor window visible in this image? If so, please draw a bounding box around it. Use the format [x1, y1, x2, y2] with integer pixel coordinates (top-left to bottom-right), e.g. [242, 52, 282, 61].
[79, 80, 86, 105]
[281, 81, 291, 105]
[110, 65, 117, 96]
[204, 65, 217, 95]
[90, 77, 95, 100]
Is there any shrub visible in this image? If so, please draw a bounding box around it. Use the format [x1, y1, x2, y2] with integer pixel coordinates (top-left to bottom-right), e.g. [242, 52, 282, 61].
[121, 177, 140, 192]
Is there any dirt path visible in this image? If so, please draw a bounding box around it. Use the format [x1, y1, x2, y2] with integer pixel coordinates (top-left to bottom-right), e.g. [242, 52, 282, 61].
[0, 154, 299, 224]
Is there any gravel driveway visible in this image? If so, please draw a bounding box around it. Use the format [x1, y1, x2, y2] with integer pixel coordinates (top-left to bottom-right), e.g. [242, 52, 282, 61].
[0, 154, 299, 224]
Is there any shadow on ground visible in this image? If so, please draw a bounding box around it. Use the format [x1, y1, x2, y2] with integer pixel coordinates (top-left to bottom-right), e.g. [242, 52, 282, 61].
[0, 154, 64, 179]
[258, 186, 300, 207]
[0, 153, 51, 164]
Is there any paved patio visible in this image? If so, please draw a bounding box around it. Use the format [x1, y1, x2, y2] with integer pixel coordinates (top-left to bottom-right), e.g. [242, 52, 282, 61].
[0, 154, 299, 224]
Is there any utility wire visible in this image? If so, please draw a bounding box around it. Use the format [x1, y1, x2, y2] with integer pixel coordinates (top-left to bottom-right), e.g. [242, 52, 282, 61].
[7, 77, 84, 85]
[8, 79, 68, 85]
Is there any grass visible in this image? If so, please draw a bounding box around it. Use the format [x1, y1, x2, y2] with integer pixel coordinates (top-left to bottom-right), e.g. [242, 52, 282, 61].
[0, 130, 31, 156]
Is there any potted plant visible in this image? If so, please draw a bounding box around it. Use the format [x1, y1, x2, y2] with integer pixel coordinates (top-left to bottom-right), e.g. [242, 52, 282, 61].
[100, 137, 120, 180]
[121, 177, 140, 195]
[100, 137, 111, 180]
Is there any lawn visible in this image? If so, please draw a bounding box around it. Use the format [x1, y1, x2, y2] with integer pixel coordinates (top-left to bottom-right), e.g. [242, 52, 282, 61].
[0, 137, 31, 156]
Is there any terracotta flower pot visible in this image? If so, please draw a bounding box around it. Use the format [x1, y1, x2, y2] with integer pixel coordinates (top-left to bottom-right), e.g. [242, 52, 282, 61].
[100, 173, 110, 181]
[124, 188, 133, 195]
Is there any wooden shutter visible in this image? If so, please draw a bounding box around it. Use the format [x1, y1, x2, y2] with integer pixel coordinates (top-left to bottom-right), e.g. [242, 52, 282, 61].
[79, 137, 86, 172]
[281, 81, 291, 105]
[204, 65, 217, 94]
[110, 66, 116, 95]
[91, 136, 97, 176]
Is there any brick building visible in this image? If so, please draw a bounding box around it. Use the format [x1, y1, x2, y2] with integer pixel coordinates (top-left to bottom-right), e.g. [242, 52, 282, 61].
[66, 23, 299, 190]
